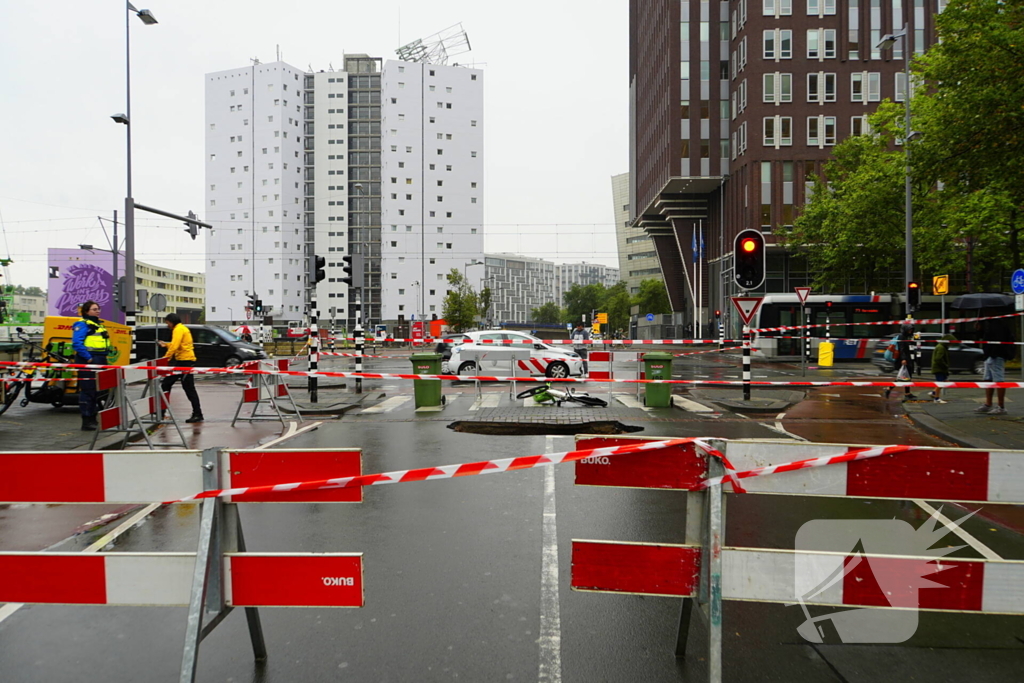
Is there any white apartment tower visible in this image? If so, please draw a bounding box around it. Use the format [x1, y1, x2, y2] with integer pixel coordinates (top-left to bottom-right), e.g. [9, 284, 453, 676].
[205, 62, 307, 325]
[380, 60, 484, 324]
[205, 56, 484, 329]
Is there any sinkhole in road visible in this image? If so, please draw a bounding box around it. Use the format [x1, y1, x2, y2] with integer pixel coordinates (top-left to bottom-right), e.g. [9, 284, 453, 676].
[447, 420, 645, 436]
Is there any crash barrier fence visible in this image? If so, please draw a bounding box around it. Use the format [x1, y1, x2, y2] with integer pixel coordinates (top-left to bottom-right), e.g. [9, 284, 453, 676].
[90, 357, 187, 450]
[0, 445, 364, 683]
[232, 359, 304, 427]
[568, 434, 1024, 683]
[5, 436, 1020, 682]
[9, 358, 1024, 391]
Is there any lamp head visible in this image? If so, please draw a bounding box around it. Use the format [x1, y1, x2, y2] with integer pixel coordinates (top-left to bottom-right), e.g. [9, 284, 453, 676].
[111, 113, 129, 125]
[136, 9, 158, 24]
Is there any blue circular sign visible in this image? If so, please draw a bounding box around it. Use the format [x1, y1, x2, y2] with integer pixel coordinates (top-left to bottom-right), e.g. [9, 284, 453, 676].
[1013, 269, 1024, 295]
[646, 313, 655, 321]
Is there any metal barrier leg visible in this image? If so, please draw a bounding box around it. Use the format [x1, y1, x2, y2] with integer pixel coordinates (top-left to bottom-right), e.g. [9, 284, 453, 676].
[226, 503, 267, 661]
[180, 497, 219, 683]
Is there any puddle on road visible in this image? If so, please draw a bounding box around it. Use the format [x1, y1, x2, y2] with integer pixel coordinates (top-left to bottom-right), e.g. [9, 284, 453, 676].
[447, 421, 644, 436]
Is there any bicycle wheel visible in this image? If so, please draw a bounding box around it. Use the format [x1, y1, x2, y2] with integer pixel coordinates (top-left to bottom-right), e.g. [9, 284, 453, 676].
[516, 385, 549, 399]
[570, 395, 608, 407]
[0, 378, 24, 416]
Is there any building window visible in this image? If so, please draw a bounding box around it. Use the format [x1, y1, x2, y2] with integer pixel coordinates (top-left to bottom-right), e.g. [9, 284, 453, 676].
[763, 0, 793, 16]
[807, 0, 836, 15]
[807, 73, 836, 102]
[851, 115, 870, 136]
[763, 73, 792, 103]
[763, 29, 792, 59]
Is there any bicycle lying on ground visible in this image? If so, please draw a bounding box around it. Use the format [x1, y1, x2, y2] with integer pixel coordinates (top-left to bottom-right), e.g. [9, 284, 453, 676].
[516, 383, 608, 407]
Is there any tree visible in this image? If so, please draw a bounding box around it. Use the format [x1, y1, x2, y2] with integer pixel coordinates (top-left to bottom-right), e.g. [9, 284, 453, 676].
[531, 301, 563, 324]
[632, 279, 671, 316]
[478, 286, 492, 324]
[562, 283, 605, 324]
[441, 269, 479, 332]
[24, 286, 44, 297]
[601, 282, 632, 332]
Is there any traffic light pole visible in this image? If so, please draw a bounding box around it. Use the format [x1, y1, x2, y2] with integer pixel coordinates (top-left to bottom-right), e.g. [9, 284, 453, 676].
[355, 288, 363, 394]
[308, 297, 319, 404]
[742, 325, 751, 402]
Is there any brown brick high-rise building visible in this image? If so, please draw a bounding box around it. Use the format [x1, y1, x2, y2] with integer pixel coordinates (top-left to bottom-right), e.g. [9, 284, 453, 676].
[629, 0, 942, 333]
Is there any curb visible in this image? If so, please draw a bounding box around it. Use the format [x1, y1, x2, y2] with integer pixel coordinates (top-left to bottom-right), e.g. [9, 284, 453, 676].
[902, 407, 1001, 450]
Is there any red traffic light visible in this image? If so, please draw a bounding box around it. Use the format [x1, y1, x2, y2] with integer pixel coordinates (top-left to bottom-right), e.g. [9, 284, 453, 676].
[908, 282, 920, 289]
[741, 238, 758, 253]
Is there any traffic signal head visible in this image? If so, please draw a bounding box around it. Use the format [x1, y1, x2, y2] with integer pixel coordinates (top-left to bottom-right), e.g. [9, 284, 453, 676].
[183, 211, 199, 241]
[908, 281, 921, 308]
[340, 255, 354, 287]
[733, 229, 766, 290]
[309, 254, 326, 285]
[254, 299, 263, 314]
[714, 310, 721, 319]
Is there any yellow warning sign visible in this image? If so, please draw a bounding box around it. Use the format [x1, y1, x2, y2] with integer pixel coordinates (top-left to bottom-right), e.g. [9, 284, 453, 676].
[933, 275, 949, 296]
[596, 312, 608, 324]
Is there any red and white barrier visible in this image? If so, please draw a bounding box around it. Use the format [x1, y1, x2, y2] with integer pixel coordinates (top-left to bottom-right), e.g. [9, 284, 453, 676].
[0, 447, 362, 504]
[0, 552, 364, 608]
[589, 351, 612, 380]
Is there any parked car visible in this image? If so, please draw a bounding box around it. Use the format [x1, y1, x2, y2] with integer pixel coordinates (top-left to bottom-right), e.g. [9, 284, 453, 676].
[870, 333, 985, 375]
[436, 333, 471, 374]
[134, 324, 267, 367]
[448, 330, 584, 378]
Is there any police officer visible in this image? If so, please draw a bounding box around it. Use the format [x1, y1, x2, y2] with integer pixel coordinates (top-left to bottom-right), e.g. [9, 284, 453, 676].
[71, 300, 112, 431]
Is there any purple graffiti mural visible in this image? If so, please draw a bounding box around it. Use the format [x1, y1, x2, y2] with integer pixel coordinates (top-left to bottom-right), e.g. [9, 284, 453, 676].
[47, 248, 124, 322]
[55, 264, 113, 317]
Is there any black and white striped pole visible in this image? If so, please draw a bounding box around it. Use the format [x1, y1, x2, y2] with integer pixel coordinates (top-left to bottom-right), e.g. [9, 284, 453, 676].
[308, 255, 327, 404]
[804, 307, 811, 375]
[354, 290, 363, 394]
[742, 324, 751, 401]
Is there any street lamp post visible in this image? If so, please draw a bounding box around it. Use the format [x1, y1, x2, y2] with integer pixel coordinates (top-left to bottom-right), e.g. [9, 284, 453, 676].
[878, 26, 913, 318]
[112, 2, 157, 360]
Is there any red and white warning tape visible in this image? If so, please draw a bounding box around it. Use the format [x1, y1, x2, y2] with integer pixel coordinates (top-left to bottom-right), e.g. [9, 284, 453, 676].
[696, 442, 915, 491]
[5, 359, 1024, 389]
[751, 311, 1022, 334]
[169, 438, 700, 504]
[163, 437, 927, 504]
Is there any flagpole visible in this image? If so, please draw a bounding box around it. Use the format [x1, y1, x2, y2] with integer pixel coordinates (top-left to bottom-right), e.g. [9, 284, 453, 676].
[698, 220, 703, 339]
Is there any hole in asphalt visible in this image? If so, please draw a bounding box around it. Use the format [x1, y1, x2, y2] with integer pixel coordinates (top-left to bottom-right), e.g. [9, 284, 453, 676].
[447, 421, 645, 436]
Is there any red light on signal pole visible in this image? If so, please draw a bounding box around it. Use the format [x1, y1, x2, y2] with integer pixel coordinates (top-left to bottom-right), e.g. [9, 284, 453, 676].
[741, 238, 757, 253]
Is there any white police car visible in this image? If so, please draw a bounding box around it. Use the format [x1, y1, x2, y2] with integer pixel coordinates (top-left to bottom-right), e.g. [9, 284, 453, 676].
[448, 330, 584, 378]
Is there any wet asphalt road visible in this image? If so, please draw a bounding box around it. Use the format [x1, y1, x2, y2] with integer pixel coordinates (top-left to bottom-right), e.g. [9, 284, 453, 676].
[1, 352, 1023, 681]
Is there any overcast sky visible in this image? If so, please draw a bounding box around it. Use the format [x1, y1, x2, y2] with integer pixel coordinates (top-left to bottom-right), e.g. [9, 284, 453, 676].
[0, 1, 628, 291]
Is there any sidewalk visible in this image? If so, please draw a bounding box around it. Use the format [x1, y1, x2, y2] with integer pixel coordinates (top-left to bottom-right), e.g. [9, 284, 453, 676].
[901, 387, 1024, 450]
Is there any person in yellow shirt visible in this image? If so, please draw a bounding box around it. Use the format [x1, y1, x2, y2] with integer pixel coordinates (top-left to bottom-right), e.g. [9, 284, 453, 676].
[157, 313, 203, 423]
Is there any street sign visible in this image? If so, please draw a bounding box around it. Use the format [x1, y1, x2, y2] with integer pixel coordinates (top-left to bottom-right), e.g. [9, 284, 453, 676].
[149, 293, 167, 313]
[1013, 269, 1024, 295]
[1017, 294, 1024, 312]
[731, 297, 764, 326]
[932, 275, 949, 296]
[794, 287, 811, 303]
[646, 313, 655, 322]
[596, 312, 608, 324]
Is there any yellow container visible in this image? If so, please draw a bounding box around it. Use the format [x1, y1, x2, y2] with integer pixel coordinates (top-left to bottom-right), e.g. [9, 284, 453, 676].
[817, 341, 834, 367]
[43, 316, 131, 366]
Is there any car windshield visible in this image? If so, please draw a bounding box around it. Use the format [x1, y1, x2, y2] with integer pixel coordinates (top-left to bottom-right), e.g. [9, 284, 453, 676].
[211, 327, 237, 342]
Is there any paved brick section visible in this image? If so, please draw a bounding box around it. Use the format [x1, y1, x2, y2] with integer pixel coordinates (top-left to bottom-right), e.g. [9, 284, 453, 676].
[470, 405, 643, 423]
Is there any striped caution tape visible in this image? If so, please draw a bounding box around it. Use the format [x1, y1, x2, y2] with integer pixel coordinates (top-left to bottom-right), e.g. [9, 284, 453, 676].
[168, 438, 701, 504]
[6, 358, 1024, 389]
[698, 443, 915, 490]
[751, 311, 1022, 334]
[165, 438, 928, 504]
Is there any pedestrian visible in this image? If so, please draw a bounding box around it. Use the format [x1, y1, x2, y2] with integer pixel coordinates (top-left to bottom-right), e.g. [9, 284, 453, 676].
[884, 320, 917, 402]
[930, 333, 954, 403]
[157, 313, 204, 423]
[974, 318, 1015, 415]
[71, 300, 112, 431]
[572, 323, 591, 374]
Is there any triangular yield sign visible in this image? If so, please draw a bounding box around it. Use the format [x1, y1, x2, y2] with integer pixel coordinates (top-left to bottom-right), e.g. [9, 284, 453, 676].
[794, 286, 811, 303]
[731, 297, 764, 325]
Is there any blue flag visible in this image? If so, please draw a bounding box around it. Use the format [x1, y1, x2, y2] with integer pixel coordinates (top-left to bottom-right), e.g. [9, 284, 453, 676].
[691, 230, 698, 263]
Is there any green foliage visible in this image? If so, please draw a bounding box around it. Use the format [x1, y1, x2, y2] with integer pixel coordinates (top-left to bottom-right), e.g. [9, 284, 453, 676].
[602, 282, 632, 332]
[562, 283, 605, 324]
[778, 1, 1024, 292]
[633, 279, 671, 316]
[441, 269, 479, 332]
[3, 284, 44, 297]
[531, 301, 563, 324]
[478, 286, 493, 322]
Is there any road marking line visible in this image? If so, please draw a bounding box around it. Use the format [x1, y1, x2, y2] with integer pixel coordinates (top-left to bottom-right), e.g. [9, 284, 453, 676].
[539, 435, 562, 683]
[259, 420, 322, 449]
[913, 500, 1001, 561]
[359, 396, 411, 414]
[615, 394, 652, 411]
[672, 395, 715, 413]
[469, 394, 500, 411]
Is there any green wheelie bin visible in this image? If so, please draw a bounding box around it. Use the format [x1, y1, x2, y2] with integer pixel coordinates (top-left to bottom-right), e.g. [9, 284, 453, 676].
[411, 352, 443, 408]
[642, 352, 673, 407]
